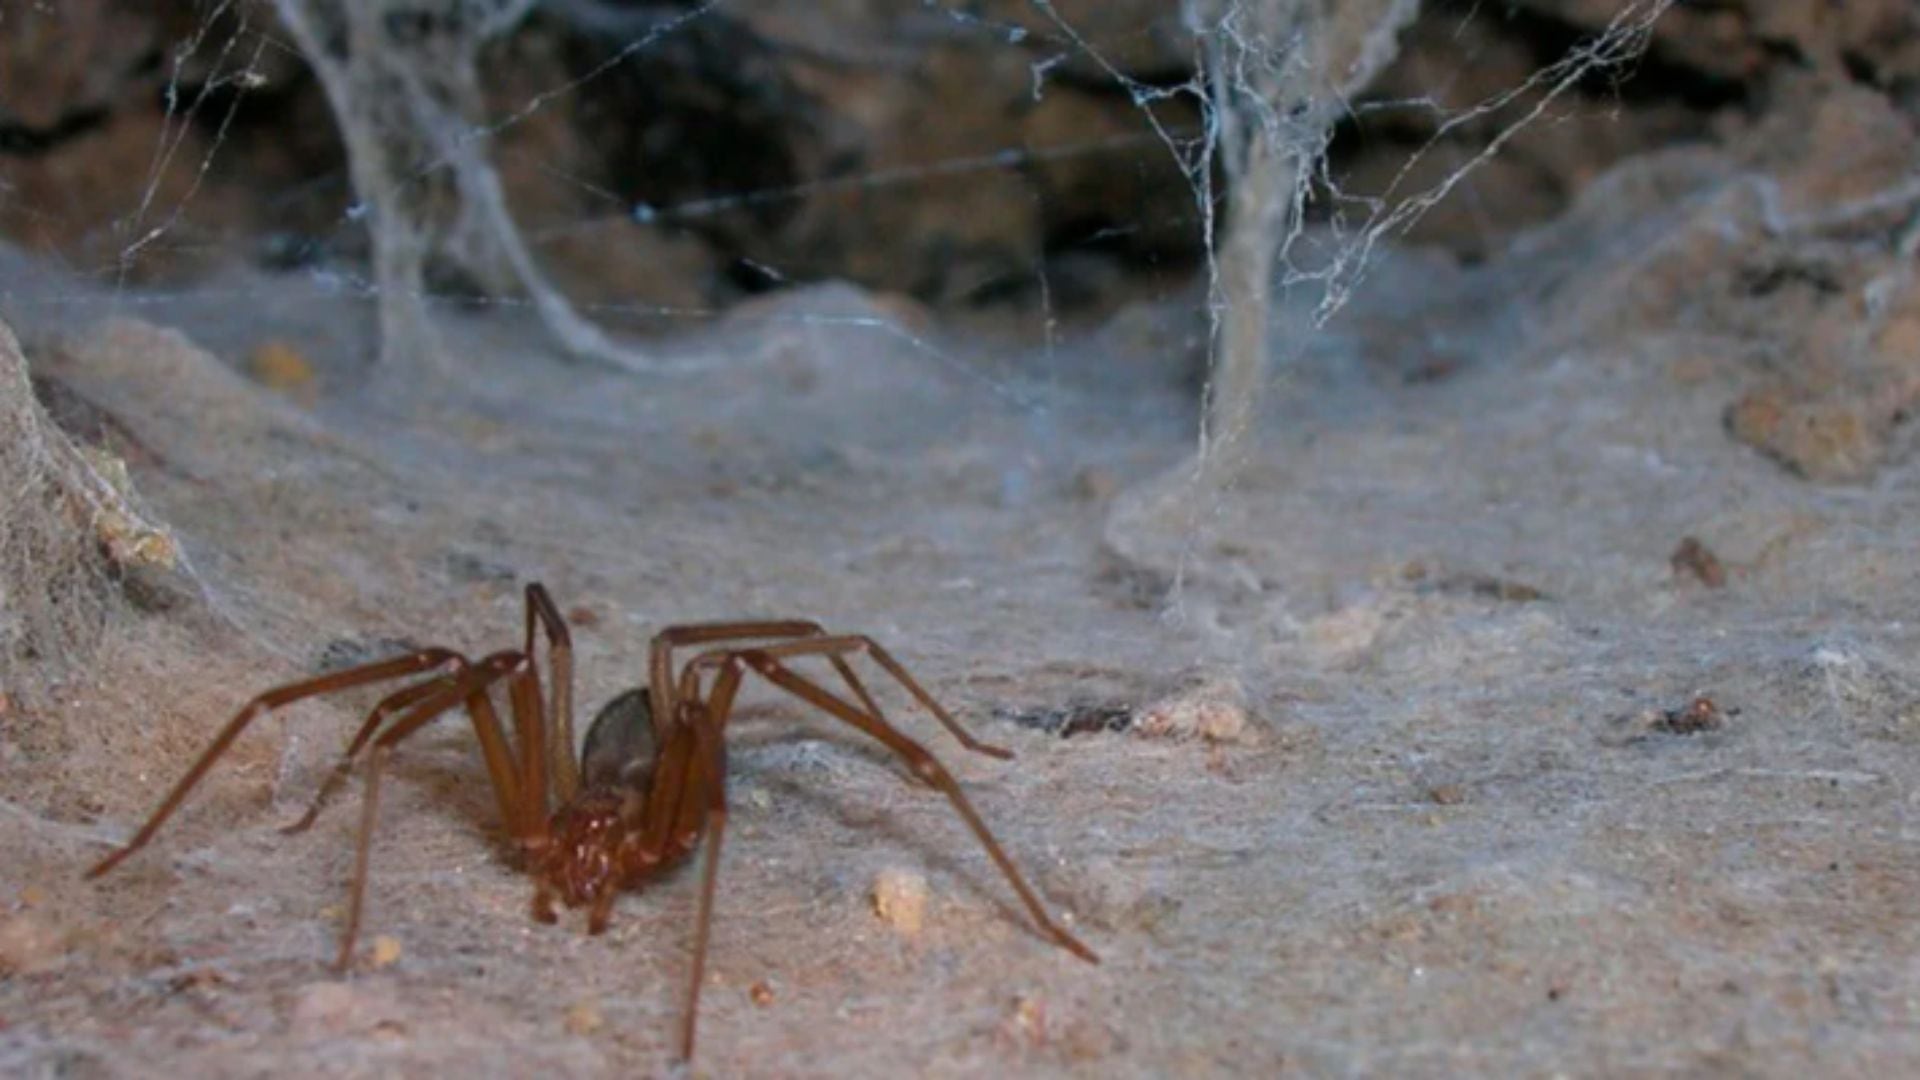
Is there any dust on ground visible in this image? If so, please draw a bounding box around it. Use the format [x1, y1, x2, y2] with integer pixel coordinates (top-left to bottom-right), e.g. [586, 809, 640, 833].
[3, 151, 1920, 1077]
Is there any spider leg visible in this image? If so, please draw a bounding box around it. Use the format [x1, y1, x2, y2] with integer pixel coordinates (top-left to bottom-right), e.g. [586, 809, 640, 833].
[849, 637, 1013, 760]
[522, 583, 579, 804]
[678, 636, 1012, 760]
[282, 660, 472, 835]
[736, 649, 1098, 964]
[630, 705, 700, 871]
[335, 651, 545, 970]
[649, 621, 827, 735]
[86, 648, 466, 879]
[696, 635, 1013, 760]
[279, 648, 547, 840]
[675, 658, 742, 1063]
[661, 622, 1013, 797]
[506, 649, 549, 833]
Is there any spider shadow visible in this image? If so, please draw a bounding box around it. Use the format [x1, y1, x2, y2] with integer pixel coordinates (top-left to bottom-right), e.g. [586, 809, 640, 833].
[282, 725, 521, 855]
[725, 716, 1041, 946]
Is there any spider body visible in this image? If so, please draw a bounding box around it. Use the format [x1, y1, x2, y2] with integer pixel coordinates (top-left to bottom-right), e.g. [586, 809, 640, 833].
[531, 688, 686, 918]
[86, 585, 1095, 1062]
[536, 787, 647, 910]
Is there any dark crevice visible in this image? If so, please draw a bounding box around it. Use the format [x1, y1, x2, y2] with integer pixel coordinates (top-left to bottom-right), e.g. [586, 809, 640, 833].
[1449, 0, 1752, 111]
[723, 257, 787, 295]
[556, 9, 808, 239]
[1737, 260, 1843, 299]
[1044, 62, 1198, 99]
[1315, 0, 1755, 249]
[0, 106, 112, 157]
[1841, 50, 1881, 88]
[1755, 36, 1813, 72]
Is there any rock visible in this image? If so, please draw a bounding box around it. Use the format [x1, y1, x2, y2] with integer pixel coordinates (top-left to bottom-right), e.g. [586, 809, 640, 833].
[1133, 675, 1251, 743]
[248, 341, 318, 404]
[0, 912, 69, 976]
[870, 867, 930, 938]
[564, 998, 603, 1036]
[1725, 385, 1883, 483]
[367, 935, 402, 970]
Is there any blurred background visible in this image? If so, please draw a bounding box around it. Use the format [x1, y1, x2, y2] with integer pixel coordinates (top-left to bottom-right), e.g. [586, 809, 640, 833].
[7, 1, 1895, 335]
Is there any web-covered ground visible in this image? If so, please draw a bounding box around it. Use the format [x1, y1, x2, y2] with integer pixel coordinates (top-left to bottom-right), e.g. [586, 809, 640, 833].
[3, 148, 1919, 1076]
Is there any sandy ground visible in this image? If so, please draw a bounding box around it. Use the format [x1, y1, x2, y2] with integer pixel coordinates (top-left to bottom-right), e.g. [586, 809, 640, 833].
[3, 151, 1920, 1078]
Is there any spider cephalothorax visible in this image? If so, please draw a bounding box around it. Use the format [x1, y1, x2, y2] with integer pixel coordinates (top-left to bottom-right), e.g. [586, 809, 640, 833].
[534, 790, 629, 911]
[86, 584, 1095, 1063]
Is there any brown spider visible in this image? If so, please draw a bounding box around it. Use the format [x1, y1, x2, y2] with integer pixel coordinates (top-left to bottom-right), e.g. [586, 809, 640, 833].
[87, 583, 1097, 1061]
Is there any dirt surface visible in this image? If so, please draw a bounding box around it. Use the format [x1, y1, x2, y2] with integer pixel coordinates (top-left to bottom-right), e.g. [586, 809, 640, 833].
[4, 148, 1920, 1077]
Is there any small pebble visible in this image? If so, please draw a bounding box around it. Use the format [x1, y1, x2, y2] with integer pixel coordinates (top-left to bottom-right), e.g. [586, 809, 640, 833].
[0, 913, 66, 975]
[368, 935, 402, 969]
[1003, 993, 1046, 1047]
[290, 981, 399, 1037]
[168, 968, 229, 992]
[565, 998, 604, 1035]
[1671, 536, 1727, 588]
[1302, 606, 1386, 667]
[871, 868, 929, 938]
[1660, 695, 1724, 734]
[247, 340, 317, 401]
[1134, 676, 1250, 743]
[749, 981, 775, 1007]
[1071, 467, 1118, 501]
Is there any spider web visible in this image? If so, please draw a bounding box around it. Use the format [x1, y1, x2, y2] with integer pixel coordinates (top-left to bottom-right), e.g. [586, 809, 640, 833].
[0, 0, 1682, 692]
[15, 9, 1920, 1077]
